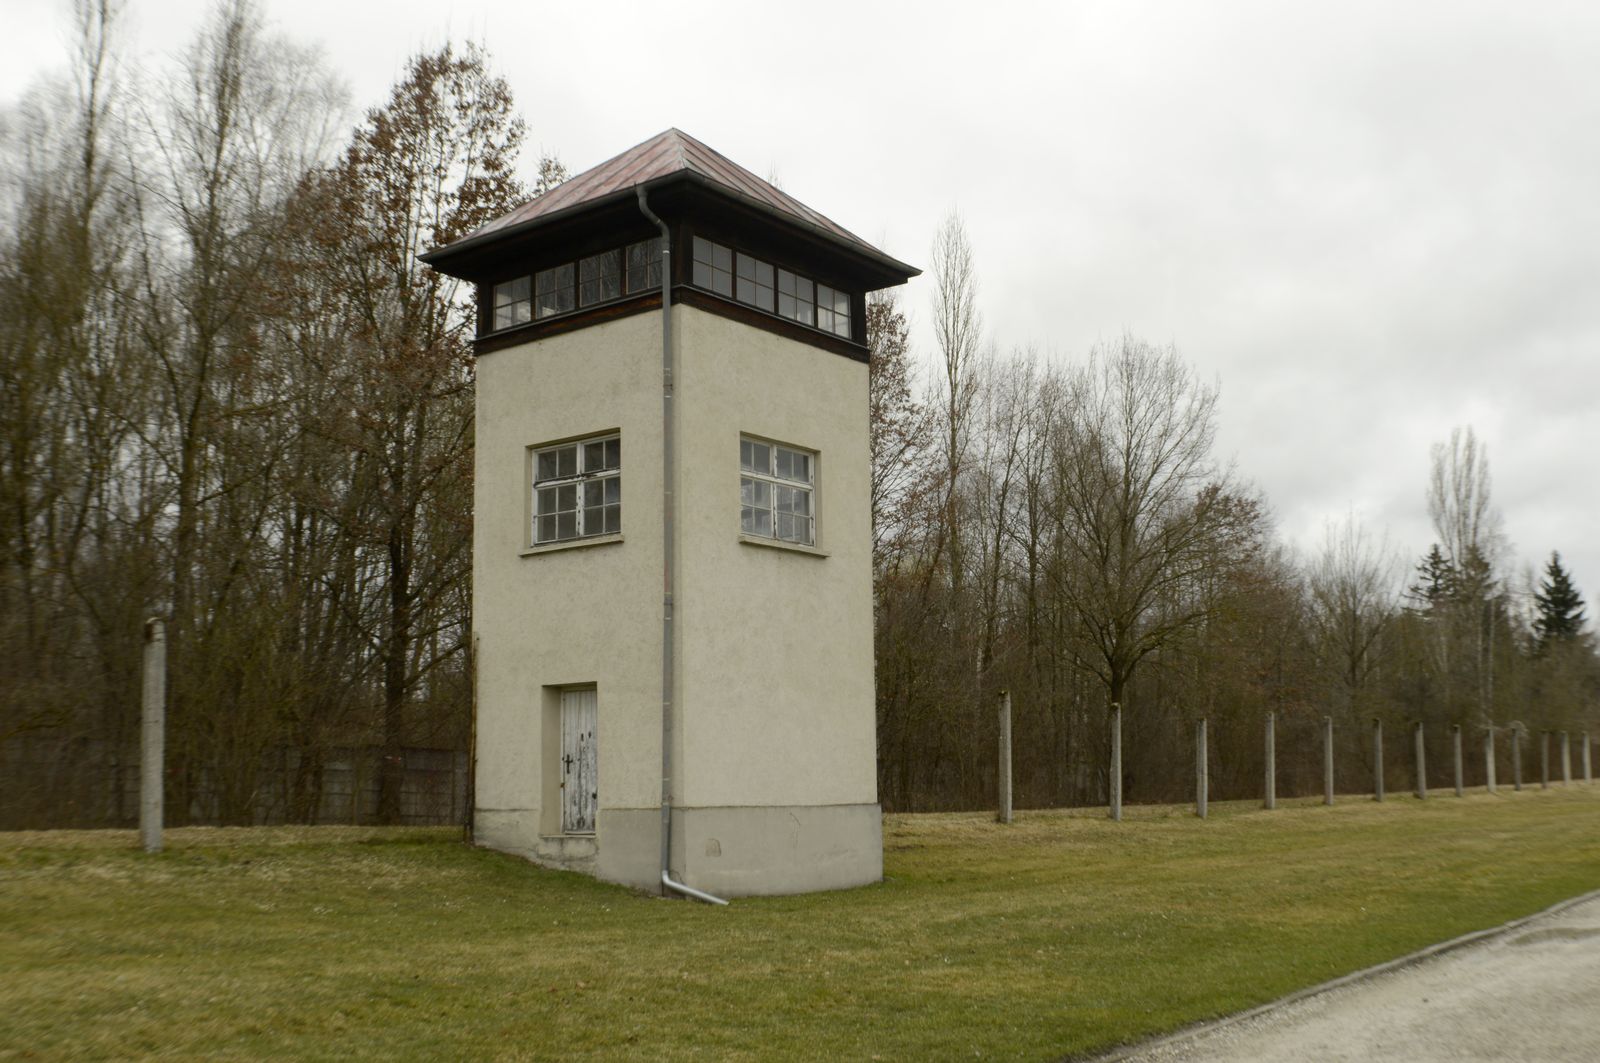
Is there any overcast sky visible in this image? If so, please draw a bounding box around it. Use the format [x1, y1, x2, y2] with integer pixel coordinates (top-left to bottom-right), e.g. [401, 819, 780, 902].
[5, 0, 1597, 618]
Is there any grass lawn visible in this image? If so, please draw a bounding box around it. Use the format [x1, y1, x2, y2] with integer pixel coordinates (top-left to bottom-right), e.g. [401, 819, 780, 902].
[3, 788, 1599, 1061]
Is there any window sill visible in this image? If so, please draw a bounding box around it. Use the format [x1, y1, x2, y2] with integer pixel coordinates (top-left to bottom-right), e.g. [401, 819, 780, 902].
[520, 534, 623, 557]
[738, 534, 828, 558]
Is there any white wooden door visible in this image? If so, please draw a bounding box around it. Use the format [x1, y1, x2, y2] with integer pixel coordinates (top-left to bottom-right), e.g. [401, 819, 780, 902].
[560, 689, 597, 834]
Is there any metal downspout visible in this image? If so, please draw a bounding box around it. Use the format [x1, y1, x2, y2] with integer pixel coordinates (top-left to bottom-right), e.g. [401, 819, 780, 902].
[637, 186, 727, 907]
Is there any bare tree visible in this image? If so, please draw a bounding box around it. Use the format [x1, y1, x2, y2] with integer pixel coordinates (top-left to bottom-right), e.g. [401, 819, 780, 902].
[1427, 426, 1505, 732]
[126, 0, 347, 820]
[1047, 334, 1245, 712]
[1428, 426, 1500, 570]
[927, 210, 982, 597]
[1307, 512, 1401, 715]
[866, 288, 926, 578]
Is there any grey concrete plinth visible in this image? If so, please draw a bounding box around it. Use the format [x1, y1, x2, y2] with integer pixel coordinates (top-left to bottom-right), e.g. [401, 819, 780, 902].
[476, 803, 883, 897]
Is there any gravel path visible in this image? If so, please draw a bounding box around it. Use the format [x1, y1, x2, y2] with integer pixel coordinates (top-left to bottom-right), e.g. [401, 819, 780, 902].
[1106, 891, 1600, 1062]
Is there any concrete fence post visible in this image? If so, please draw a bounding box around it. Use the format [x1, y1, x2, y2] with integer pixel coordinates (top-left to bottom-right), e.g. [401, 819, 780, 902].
[140, 618, 166, 854]
[1560, 731, 1571, 786]
[1109, 703, 1123, 822]
[1264, 711, 1276, 811]
[1584, 732, 1593, 784]
[1541, 731, 1550, 790]
[1511, 727, 1522, 791]
[1414, 722, 1427, 800]
[1373, 718, 1384, 802]
[1196, 718, 1208, 819]
[1485, 726, 1497, 794]
[1452, 724, 1464, 797]
[1324, 715, 1334, 806]
[997, 690, 1013, 824]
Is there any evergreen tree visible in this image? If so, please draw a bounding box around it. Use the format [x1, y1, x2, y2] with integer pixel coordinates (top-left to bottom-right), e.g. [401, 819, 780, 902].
[1534, 551, 1586, 648]
[1406, 544, 1455, 611]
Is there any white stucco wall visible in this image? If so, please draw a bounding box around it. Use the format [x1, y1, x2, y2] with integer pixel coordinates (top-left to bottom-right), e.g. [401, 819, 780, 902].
[674, 308, 878, 810]
[473, 312, 664, 837]
[472, 301, 879, 892]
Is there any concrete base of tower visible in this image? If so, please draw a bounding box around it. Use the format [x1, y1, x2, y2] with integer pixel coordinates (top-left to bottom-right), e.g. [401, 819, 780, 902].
[474, 803, 883, 898]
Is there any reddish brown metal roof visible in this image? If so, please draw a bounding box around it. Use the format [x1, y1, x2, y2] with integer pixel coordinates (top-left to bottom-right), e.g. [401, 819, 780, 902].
[433, 128, 912, 275]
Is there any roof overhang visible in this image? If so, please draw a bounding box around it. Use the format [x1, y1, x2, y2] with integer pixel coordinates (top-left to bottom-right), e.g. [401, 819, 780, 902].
[421, 171, 919, 291]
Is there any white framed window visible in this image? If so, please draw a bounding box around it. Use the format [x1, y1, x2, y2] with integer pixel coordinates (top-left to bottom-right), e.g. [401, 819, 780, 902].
[531, 434, 620, 545]
[740, 436, 814, 546]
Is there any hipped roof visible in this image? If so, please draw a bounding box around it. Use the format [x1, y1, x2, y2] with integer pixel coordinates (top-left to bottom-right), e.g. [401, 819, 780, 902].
[422, 128, 918, 282]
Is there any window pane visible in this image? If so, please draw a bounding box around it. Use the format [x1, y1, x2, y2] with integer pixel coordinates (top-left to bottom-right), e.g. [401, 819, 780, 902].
[557, 446, 577, 479]
[829, 286, 850, 337]
[536, 451, 558, 483]
[604, 438, 620, 469]
[495, 276, 530, 307]
[692, 236, 712, 289]
[817, 283, 846, 335]
[584, 481, 605, 507]
[557, 512, 577, 540]
[775, 448, 792, 481]
[603, 505, 621, 534]
[744, 441, 770, 474]
[556, 483, 578, 511]
[786, 449, 811, 483]
[537, 487, 558, 514]
[578, 250, 622, 306]
[535, 264, 574, 318]
[740, 476, 771, 509]
[604, 477, 620, 503]
[537, 514, 557, 543]
[583, 505, 604, 533]
[735, 254, 758, 305]
[744, 508, 772, 537]
[583, 440, 605, 471]
[693, 236, 733, 296]
[626, 239, 662, 293]
[777, 270, 815, 325]
[753, 260, 774, 312]
[493, 277, 531, 331]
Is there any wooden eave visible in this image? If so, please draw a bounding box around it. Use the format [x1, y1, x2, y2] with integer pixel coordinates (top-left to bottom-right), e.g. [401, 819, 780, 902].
[423, 172, 918, 293]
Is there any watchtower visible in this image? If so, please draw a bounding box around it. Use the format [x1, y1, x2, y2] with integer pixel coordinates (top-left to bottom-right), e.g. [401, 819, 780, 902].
[423, 129, 917, 897]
